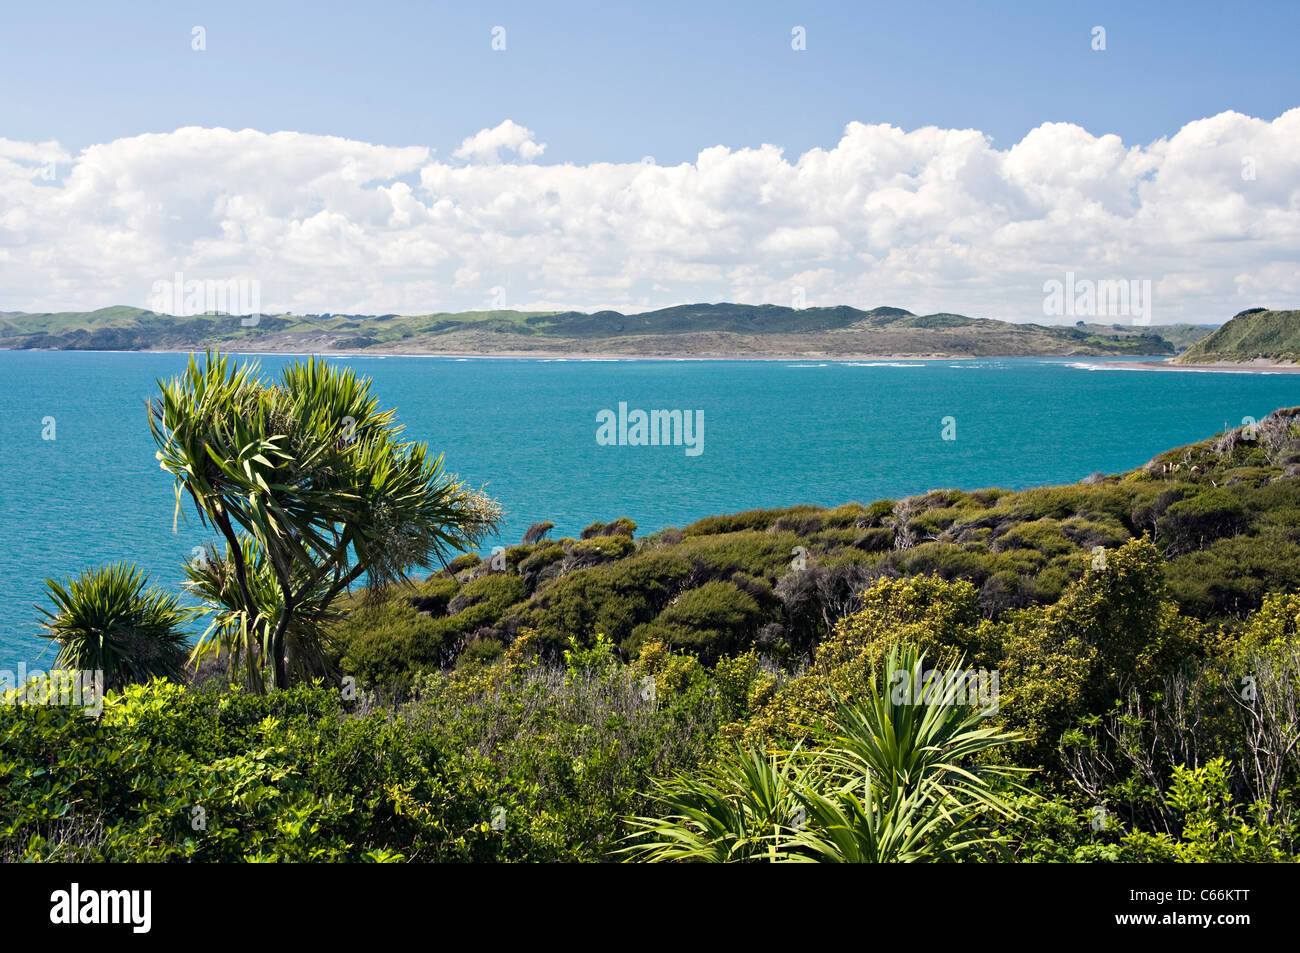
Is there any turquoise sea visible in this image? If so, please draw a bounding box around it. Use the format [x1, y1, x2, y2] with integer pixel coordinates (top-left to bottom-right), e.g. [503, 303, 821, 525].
[2, 349, 1297, 669]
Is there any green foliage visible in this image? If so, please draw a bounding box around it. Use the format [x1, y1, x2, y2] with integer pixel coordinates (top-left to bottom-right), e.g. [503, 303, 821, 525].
[20, 400, 1300, 863]
[1238, 590, 1300, 651]
[0, 682, 506, 861]
[683, 507, 809, 536]
[517, 542, 565, 589]
[457, 637, 505, 670]
[1165, 531, 1300, 617]
[1157, 487, 1248, 555]
[449, 572, 527, 616]
[625, 645, 1026, 862]
[184, 535, 334, 693]
[568, 535, 636, 564]
[580, 517, 637, 538]
[998, 518, 1076, 557]
[622, 747, 810, 862]
[0, 663, 723, 863]
[330, 572, 526, 695]
[997, 537, 1200, 764]
[563, 632, 619, 682]
[522, 521, 554, 544]
[326, 407, 1300, 690]
[527, 551, 694, 653]
[150, 351, 500, 689]
[741, 575, 988, 745]
[712, 650, 775, 720]
[37, 562, 194, 688]
[630, 581, 764, 661]
[445, 552, 481, 574]
[1118, 760, 1294, 861]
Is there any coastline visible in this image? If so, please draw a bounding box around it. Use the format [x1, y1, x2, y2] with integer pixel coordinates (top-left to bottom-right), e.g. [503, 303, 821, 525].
[0, 344, 1169, 363]
[1092, 357, 1300, 374]
[6, 345, 1297, 373]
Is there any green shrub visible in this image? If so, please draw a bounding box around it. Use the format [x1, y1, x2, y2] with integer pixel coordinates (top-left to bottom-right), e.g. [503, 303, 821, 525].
[673, 530, 801, 578]
[997, 538, 1200, 766]
[580, 517, 637, 538]
[820, 503, 869, 528]
[527, 552, 695, 652]
[739, 574, 987, 744]
[851, 527, 894, 551]
[457, 637, 505, 670]
[1165, 530, 1300, 619]
[682, 506, 816, 536]
[1118, 760, 1293, 862]
[448, 573, 527, 616]
[522, 521, 554, 544]
[569, 535, 636, 565]
[1157, 488, 1249, 555]
[0, 681, 512, 861]
[1, 663, 726, 864]
[629, 581, 763, 661]
[518, 543, 566, 587]
[997, 518, 1075, 557]
[445, 552, 482, 575]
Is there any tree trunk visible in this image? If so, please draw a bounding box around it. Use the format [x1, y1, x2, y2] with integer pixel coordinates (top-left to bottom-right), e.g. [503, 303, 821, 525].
[270, 609, 292, 690]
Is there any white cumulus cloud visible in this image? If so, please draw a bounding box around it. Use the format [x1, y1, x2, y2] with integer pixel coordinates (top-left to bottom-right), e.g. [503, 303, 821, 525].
[452, 120, 546, 164]
[1, 111, 1297, 322]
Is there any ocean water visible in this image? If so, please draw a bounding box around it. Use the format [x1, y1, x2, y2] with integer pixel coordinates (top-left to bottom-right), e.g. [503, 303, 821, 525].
[2, 350, 1297, 669]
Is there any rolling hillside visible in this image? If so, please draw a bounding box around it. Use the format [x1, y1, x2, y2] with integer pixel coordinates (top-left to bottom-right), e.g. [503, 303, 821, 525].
[0, 303, 1182, 358]
[1175, 308, 1300, 364]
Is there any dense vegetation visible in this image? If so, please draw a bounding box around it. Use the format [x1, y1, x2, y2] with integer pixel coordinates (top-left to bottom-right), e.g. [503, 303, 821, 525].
[3, 354, 1297, 862]
[1177, 307, 1300, 364]
[0, 302, 1195, 357]
[334, 406, 1300, 687]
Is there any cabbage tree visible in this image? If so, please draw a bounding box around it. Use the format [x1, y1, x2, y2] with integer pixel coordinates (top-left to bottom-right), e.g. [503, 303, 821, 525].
[150, 351, 500, 690]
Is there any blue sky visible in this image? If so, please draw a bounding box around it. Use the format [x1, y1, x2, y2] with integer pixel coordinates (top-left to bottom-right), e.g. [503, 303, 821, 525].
[1, 1, 1297, 319]
[4, 0, 1297, 162]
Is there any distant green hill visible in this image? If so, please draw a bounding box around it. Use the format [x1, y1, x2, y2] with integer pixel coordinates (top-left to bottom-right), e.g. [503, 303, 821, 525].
[1136, 323, 1219, 351]
[0, 302, 1182, 357]
[1052, 320, 1218, 352]
[1176, 308, 1300, 364]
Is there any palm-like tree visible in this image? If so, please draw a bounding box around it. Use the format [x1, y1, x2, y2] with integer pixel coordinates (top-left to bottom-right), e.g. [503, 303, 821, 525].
[182, 536, 334, 693]
[626, 645, 1028, 862]
[37, 562, 194, 688]
[150, 351, 501, 690]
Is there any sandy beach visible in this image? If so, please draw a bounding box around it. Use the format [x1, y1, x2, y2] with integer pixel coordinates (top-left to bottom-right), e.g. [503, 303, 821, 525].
[1095, 357, 1300, 374]
[19, 344, 1300, 369]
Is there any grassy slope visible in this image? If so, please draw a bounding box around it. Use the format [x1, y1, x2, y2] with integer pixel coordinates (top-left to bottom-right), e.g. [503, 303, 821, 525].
[1176, 309, 1300, 363]
[1145, 323, 1220, 351]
